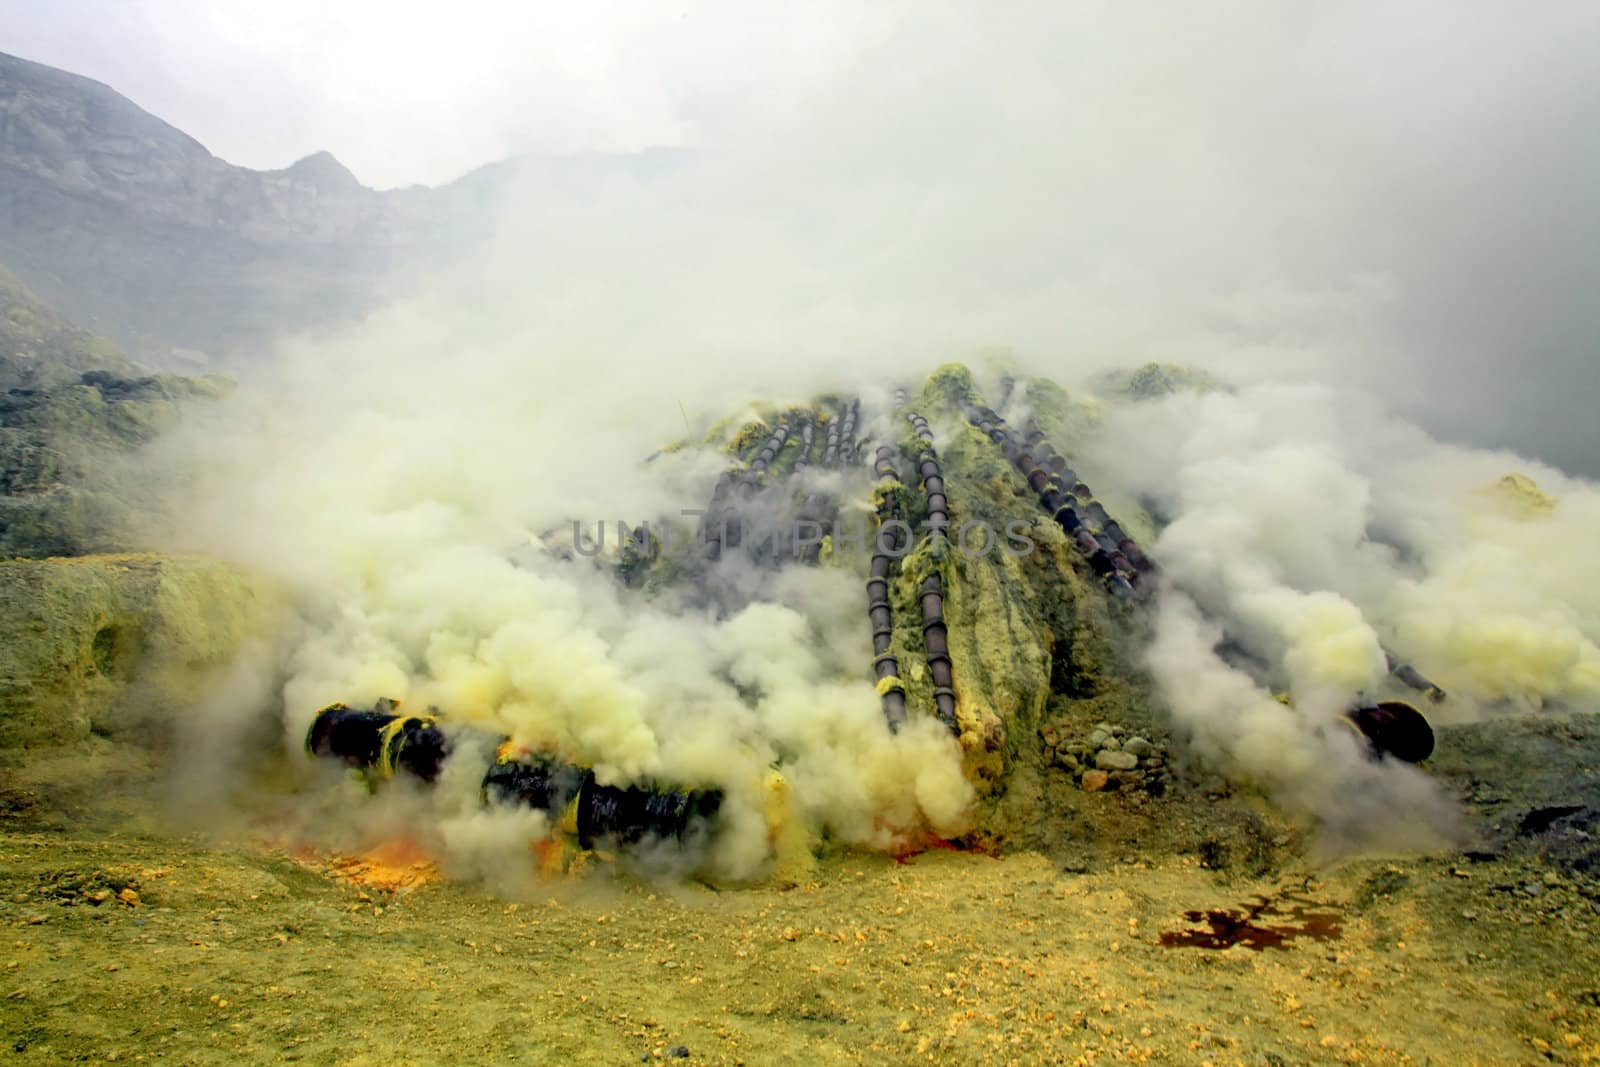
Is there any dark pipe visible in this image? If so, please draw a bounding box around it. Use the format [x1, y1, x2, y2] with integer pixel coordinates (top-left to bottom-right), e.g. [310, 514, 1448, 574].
[305, 703, 451, 783]
[578, 780, 720, 848]
[1386, 655, 1448, 704]
[1106, 574, 1137, 598]
[882, 689, 907, 728]
[481, 752, 587, 814]
[305, 704, 392, 767]
[973, 393, 1149, 624]
[868, 441, 908, 730]
[959, 393, 1161, 608]
[307, 705, 722, 848]
[840, 400, 860, 465]
[1118, 539, 1153, 571]
[1346, 701, 1436, 763]
[875, 420, 959, 736]
[795, 419, 814, 470]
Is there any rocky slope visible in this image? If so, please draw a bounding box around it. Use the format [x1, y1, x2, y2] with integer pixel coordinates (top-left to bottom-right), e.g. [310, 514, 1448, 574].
[0, 263, 134, 391]
[0, 553, 280, 748]
[0, 51, 688, 369]
[0, 53, 386, 363]
[0, 269, 231, 557]
[0, 274, 275, 754]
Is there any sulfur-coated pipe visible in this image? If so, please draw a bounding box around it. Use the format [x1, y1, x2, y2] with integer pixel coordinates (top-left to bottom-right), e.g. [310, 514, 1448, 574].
[960, 396, 1154, 598]
[306, 703, 723, 849]
[903, 410, 958, 733]
[868, 442, 909, 730]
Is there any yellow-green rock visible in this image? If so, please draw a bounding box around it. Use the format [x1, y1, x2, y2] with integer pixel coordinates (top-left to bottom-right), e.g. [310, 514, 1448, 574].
[0, 554, 282, 749]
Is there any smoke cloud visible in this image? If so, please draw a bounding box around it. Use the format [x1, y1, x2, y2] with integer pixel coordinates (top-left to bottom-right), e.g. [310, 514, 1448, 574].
[1086, 380, 1598, 845]
[146, 294, 976, 881]
[106, 2, 1600, 871]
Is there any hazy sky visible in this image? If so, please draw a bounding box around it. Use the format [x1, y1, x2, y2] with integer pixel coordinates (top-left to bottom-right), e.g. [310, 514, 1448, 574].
[3, 1, 1597, 472]
[0, 0, 876, 187]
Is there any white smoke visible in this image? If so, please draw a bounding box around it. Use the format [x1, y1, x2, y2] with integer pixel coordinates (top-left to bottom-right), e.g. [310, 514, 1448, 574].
[1087, 379, 1599, 844]
[148, 299, 974, 882]
[120, 1, 1599, 874]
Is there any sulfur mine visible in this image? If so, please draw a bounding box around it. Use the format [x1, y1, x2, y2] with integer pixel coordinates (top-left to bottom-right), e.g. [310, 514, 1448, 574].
[5, 18, 1600, 1063]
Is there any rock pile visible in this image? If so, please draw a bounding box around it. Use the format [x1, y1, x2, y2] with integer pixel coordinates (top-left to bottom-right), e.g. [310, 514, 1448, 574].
[1040, 721, 1169, 796]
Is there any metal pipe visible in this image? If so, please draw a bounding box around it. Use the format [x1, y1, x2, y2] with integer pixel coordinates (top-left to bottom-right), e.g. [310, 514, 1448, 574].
[867, 441, 908, 731]
[305, 705, 724, 848]
[1345, 701, 1435, 763]
[303, 700, 450, 782]
[895, 414, 960, 734]
[959, 393, 1155, 603]
[1384, 652, 1448, 703]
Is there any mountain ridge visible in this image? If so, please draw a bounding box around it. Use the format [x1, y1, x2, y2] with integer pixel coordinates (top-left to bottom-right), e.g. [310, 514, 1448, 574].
[0, 50, 685, 369]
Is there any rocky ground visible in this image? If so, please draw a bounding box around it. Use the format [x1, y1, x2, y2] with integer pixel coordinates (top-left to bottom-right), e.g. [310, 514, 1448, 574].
[3, 723, 1598, 1067]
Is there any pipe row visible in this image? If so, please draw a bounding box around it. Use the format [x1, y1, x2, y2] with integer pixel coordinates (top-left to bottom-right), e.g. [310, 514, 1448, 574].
[968, 398, 1447, 701]
[306, 703, 723, 849]
[740, 417, 793, 494]
[822, 406, 842, 466]
[795, 401, 851, 565]
[822, 399, 861, 468]
[868, 442, 909, 731]
[793, 415, 815, 473]
[963, 386, 1445, 754]
[967, 394, 1447, 702]
[905, 411, 958, 731]
[700, 417, 793, 559]
[961, 399, 1151, 600]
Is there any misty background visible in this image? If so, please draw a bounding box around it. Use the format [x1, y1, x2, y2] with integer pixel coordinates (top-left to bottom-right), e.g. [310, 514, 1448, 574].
[2, 1, 1596, 476]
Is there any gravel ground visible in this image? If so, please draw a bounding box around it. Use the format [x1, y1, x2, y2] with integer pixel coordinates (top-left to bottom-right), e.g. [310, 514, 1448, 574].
[3, 762, 1598, 1066]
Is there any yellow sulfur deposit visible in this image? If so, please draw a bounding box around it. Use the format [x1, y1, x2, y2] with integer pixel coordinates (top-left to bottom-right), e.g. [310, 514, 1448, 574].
[0, 553, 283, 748]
